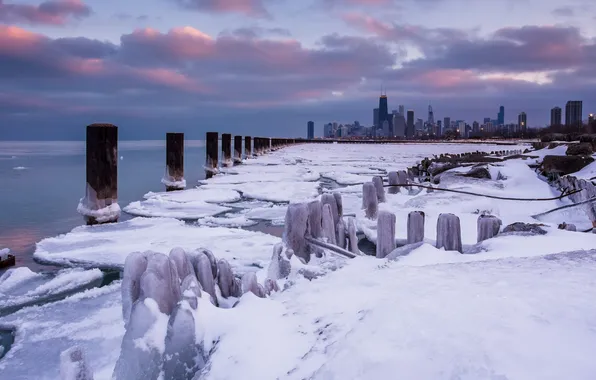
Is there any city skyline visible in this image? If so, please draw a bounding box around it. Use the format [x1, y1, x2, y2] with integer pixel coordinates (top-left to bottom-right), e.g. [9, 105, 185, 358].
[1, 0, 596, 140]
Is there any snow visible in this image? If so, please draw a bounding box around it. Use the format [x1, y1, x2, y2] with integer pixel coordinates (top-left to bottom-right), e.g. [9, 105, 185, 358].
[143, 188, 241, 204]
[34, 217, 278, 273]
[0, 248, 10, 261]
[160, 176, 186, 189]
[570, 160, 596, 181]
[77, 201, 121, 223]
[124, 198, 232, 219]
[0, 267, 41, 294]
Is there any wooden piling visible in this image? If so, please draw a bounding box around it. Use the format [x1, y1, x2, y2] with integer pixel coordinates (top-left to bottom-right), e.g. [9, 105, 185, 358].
[244, 136, 252, 158]
[234, 135, 242, 164]
[205, 132, 218, 179]
[222, 133, 232, 166]
[164, 132, 185, 191]
[79, 123, 119, 225]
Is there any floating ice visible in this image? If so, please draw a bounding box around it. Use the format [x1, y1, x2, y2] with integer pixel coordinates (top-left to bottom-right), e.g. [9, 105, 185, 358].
[124, 198, 231, 219]
[143, 188, 241, 204]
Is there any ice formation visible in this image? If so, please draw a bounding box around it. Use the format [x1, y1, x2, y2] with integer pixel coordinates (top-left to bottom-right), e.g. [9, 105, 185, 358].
[362, 182, 378, 219]
[306, 200, 323, 238]
[333, 192, 343, 219]
[267, 243, 292, 280]
[321, 203, 337, 246]
[163, 304, 203, 380]
[347, 217, 359, 255]
[387, 171, 399, 194]
[192, 252, 218, 305]
[407, 211, 425, 244]
[121, 251, 149, 326]
[436, 213, 463, 253]
[372, 176, 386, 203]
[283, 202, 311, 262]
[321, 193, 340, 226]
[336, 218, 347, 249]
[477, 214, 502, 243]
[376, 211, 396, 258]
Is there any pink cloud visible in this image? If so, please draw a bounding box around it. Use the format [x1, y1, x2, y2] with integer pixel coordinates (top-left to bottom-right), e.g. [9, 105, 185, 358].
[0, 0, 91, 26]
[172, 0, 270, 18]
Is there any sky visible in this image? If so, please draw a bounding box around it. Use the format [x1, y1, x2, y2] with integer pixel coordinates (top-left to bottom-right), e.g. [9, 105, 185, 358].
[0, 0, 595, 140]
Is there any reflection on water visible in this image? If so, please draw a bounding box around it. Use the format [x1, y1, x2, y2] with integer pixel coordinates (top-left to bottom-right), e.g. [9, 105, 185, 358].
[0, 140, 207, 273]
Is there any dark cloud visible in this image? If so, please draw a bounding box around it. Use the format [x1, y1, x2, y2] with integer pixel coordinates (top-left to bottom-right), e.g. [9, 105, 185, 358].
[169, 0, 271, 18]
[221, 26, 291, 39]
[552, 6, 574, 17]
[0, 0, 91, 25]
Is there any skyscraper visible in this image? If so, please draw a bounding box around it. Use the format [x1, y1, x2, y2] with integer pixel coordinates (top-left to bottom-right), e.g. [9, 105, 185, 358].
[398, 105, 405, 116]
[590, 113, 595, 125]
[382, 120, 390, 137]
[518, 112, 527, 133]
[472, 121, 480, 133]
[437, 120, 442, 136]
[378, 94, 388, 131]
[550, 107, 562, 126]
[393, 113, 406, 138]
[565, 101, 583, 126]
[483, 117, 491, 124]
[406, 110, 415, 138]
[307, 121, 314, 139]
[427, 105, 434, 125]
[443, 117, 450, 132]
[373, 108, 379, 128]
[498, 106, 504, 125]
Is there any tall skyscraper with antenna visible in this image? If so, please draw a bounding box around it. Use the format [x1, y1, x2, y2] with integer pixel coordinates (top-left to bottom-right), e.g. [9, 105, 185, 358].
[427, 105, 434, 126]
[378, 87, 389, 134]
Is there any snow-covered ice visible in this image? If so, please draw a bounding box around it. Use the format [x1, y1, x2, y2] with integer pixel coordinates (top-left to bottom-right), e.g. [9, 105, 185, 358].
[124, 198, 232, 219]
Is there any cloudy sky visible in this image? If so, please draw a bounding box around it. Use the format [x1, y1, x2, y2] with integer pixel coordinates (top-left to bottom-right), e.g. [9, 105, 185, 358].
[1, 0, 595, 140]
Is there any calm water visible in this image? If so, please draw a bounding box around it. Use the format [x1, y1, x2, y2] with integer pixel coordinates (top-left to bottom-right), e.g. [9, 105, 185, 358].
[0, 141, 207, 271]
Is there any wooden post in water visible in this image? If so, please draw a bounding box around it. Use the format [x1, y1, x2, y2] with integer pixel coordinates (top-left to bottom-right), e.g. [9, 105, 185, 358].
[79, 123, 119, 225]
[255, 137, 262, 155]
[205, 132, 218, 179]
[234, 135, 242, 164]
[244, 136, 252, 158]
[222, 133, 232, 166]
[164, 132, 185, 191]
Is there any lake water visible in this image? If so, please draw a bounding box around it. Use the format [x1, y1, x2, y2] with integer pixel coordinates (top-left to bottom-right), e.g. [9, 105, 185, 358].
[0, 141, 207, 272]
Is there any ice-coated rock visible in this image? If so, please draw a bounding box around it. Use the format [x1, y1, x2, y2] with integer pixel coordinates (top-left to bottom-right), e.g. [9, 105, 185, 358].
[362, 182, 378, 219]
[264, 278, 279, 295]
[333, 192, 343, 218]
[407, 211, 425, 244]
[216, 259, 239, 299]
[241, 272, 265, 298]
[347, 217, 359, 255]
[169, 247, 195, 282]
[436, 213, 463, 253]
[193, 252, 218, 305]
[372, 176, 386, 203]
[163, 304, 205, 380]
[267, 243, 292, 280]
[376, 211, 396, 259]
[180, 275, 201, 309]
[321, 193, 340, 226]
[322, 203, 337, 245]
[558, 222, 577, 232]
[387, 171, 399, 194]
[502, 222, 547, 235]
[112, 300, 162, 380]
[121, 251, 149, 327]
[386, 242, 425, 260]
[306, 200, 323, 238]
[477, 214, 502, 242]
[60, 346, 94, 380]
[283, 202, 310, 262]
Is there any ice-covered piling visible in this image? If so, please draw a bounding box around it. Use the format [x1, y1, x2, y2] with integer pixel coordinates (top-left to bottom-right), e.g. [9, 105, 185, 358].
[244, 136, 252, 158]
[163, 305, 203, 380]
[241, 272, 265, 298]
[333, 192, 343, 218]
[407, 211, 425, 244]
[347, 217, 359, 255]
[233, 135, 243, 164]
[121, 251, 149, 327]
[221, 133, 232, 167]
[307, 200, 323, 238]
[163, 132, 185, 191]
[60, 346, 94, 380]
[78, 123, 120, 225]
[376, 211, 396, 258]
[397, 170, 409, 190]
[321, 193, 340, 226]
[284, 202, 311, 262]
[322, 203, 337, 245]
[205, 132, 218, 179]
[372, 176, 386, 202]
[436, 213, 463, 253]
[193, 252, 218, 305]
[267, 243, 292, 280]
[336, 218, 346, 249]
[217, 259, 240, 299]
[362, 182, 378, 219]
[477, 214, 501, 242]
[387, 171, 399, 194]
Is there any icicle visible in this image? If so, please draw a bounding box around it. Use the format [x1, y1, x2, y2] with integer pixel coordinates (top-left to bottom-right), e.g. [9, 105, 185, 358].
[407, 211, 425, 244]
[376, 211, 396, 258]
[333, 192, 344, 218]
[216, 259, 236, 299]
[193, 252, 218, 305]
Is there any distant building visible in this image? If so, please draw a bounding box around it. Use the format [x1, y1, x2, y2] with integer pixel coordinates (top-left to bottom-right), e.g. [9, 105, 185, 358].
[457, 121, 465, 134]
[589, 113, 595, 125]
[443, 117, 450, 133]
[483, 117, 491, 124]
[565, 101, 583, 126]
[381, 120, 389, 137]
[407, 110, 415, 138]
[323, 123, 332, 138]
[373, 108, 379, 128]
[472, 121, 480, 133]
[498, 106, 505, 126]
[518, 112, 527, 133]
[550, 107, 562, 126]
[415, 118, 423, 133]
[398, 105, 405, 116]
[378, 95, 388, 130]
[393, 113, 406, 138]
[437, 120, 442, 136]
[307, 121, 314, 139]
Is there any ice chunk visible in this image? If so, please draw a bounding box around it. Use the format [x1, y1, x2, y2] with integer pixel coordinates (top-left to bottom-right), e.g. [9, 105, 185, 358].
[321, 193, 340, 226]
[267, 243, 292, 280]
[477, 214, 502, 243]
[124, 198, 231, 219]
[283, 202, 310, 262]
[436, 213, 463, 253]
[322, 203, 337, 246]
[163, 304, 205, 380]
[362, 182, 378, 219]
[372, 176, 386, 203]
[143, 187, 241, 204]
[307, 200, 323, 238]
[376, 211, 396, 259]
[60, 346, 94, 380]
[336, 218, 346, 249]
[347, 217, 359, 255]
[122, 252, 149, 326]
[169, 247, 195, 282]
[112, 299, 164, 380]
[193, 252, 217, 305]
[216, 259, 237, 299]
[241, 272, 265, 298]
[407, 211, 425, 244]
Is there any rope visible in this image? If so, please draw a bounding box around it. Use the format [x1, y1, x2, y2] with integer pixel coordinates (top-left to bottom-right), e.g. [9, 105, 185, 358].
[382, 183, 583, 201]
[531, 196, 596, 217]
[305, 236, 359, 259]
